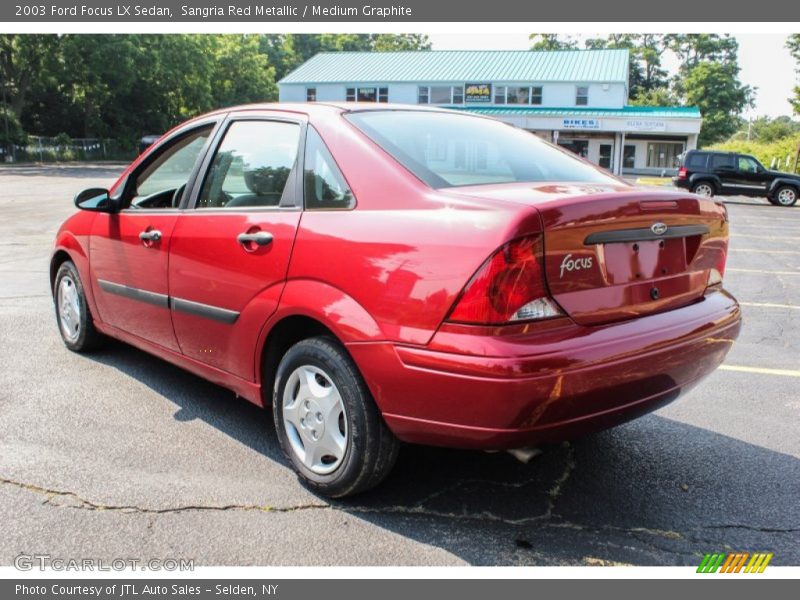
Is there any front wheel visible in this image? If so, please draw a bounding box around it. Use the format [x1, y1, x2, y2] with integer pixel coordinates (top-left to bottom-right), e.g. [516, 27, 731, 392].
[691, 181, 715, 197]
[773, 186, 798, 207]
[53, 261, 105, 352]
[273, 336, 399, 498]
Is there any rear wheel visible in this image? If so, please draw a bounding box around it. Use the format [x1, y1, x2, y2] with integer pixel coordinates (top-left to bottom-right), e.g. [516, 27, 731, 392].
[691, 181, 715, 197]
[53, 261, 105, 352]
[773, 185, 798, 207]
[273, 336, 399, 498]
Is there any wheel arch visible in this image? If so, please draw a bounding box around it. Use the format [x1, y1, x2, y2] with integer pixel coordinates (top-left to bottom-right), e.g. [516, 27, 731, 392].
[689, 175, 719, 192]
[769, 178, 800, 196]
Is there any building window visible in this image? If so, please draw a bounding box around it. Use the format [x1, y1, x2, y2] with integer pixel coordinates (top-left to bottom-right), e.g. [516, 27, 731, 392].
[418, 86, 464, 105]
[623, 145, 636, 169]
[494, 86, 506, 104]
[646, 142, 684, 169]
[417, 87, 429, 104]
[576, 86, 589, 106]
[346, 86, 389, 103]
[531, 86, 543, 105]
[506, 86, 530, 105]
[306, 88, 317, 102]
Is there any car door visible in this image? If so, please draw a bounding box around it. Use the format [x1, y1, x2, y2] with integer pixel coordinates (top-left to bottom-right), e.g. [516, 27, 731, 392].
[90, 122, 217, 351]
[732, 154, 771, 196]
[167, 113, 305, 380]
[709, 153, 738, 194]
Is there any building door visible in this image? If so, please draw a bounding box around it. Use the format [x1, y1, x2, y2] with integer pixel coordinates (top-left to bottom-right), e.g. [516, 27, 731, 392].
[599, 144, 613, 170]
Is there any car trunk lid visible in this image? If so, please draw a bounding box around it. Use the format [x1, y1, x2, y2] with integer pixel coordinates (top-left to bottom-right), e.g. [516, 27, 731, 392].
[452, 183, 729, 326]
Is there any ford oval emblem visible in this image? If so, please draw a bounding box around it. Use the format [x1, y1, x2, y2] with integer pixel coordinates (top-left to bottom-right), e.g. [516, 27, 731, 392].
[651, 222, 668, 236]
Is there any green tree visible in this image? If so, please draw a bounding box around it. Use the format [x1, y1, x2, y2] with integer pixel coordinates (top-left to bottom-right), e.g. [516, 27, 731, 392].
[680, 61, 751, 145]
[209, 35, 277, 107]
[529, 34, 577, 51]
[667, 35, 751, 145]
[583, 34, 668, 100]
[0, 35, 60, 119]
[788, 34, 800, 115]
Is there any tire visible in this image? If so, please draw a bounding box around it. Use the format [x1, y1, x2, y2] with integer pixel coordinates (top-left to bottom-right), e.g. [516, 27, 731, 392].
[53, 261, 105, 352]
[773, 185, 798, 207]
[691, 181, 715, 197]
[272, 336, 399, 498]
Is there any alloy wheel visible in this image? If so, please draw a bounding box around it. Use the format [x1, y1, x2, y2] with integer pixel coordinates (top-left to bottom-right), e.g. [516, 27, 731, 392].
[776, 187, 797, 206]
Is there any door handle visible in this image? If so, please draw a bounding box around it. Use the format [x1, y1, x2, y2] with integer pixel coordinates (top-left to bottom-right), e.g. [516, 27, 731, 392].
[237, 231, 273, 246]
[139, 229, 162, 242]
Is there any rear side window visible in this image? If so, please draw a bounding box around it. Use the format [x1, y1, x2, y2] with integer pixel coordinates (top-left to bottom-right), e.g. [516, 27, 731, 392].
[346, 110, 617, 188]
[710, 154, 735, 169]
[686, 153, 709, 169]
[197, 120, 300, 209]
[303, 127, 355, 210]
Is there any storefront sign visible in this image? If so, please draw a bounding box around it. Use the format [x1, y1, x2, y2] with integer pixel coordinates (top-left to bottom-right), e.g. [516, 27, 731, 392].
[562, 118, 601, 130]
[465, 83, 492, 103]
[625, 119, 667, 132]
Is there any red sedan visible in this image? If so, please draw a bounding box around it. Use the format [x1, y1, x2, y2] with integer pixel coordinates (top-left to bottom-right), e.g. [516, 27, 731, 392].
[51, 104, 741, 497]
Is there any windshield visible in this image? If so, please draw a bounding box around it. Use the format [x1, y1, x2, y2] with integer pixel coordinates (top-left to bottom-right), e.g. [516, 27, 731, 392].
[346, 110, 619, 188]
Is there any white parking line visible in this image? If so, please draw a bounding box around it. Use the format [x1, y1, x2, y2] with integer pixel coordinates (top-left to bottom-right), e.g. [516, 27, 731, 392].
[733, 234, 799, 241]
[728, 248, 800, 255]
[739, 302, 800, 310]
[727, 268, 800, 276]
[720, 365, 800, 378]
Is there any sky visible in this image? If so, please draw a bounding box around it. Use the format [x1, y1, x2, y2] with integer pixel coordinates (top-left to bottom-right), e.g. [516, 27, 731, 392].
[427, 34, 797, 119]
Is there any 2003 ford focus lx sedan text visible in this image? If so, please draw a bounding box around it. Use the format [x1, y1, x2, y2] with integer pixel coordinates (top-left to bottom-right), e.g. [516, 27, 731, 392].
[51, 104, 742, 497]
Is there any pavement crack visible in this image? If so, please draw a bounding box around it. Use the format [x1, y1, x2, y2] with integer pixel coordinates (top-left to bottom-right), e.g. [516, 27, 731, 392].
[0, 476, 328, 515]
[545, 442, 576, 518]
[703, 523, 800, 533]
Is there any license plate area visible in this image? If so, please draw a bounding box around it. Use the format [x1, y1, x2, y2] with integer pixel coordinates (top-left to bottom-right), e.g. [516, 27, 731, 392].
[602, 238, 687, 284]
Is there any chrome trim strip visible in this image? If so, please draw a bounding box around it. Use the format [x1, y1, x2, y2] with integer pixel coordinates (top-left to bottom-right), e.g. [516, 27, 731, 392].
[171, 296, 240, 324]
[584, 224, 710, 245]
[97, 279, 169, 308]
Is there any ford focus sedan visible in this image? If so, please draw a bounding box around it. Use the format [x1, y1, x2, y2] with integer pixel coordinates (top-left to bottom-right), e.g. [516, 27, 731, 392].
[51, 103, 741, 497]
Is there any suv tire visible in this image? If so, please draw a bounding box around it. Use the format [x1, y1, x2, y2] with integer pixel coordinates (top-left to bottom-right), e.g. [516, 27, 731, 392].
[691, 181, 715, 197]
[773, 185, 798, 207]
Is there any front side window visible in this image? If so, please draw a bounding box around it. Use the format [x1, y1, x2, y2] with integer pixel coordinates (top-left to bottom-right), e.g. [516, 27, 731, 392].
[128, 126, 212, 209]
[346, 110, 617, 189]
[738, 156, 760, 172]
[303, 127, 355, 210]
[576, 86, 589, 106]
[196, 120, 300, 209]
[506, 86, 530, 105]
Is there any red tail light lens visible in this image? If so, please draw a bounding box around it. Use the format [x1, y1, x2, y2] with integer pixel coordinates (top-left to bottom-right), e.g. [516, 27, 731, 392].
[678, 167, 688, 179]
[447, 235, 563, 325]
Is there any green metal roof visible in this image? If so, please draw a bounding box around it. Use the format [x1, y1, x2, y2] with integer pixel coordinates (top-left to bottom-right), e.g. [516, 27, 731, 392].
[458, 105, 702, 119]
[279, 49, 630, 85]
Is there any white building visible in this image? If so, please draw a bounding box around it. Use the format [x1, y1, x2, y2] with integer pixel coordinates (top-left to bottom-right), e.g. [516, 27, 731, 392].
[278, 49, 702, 176]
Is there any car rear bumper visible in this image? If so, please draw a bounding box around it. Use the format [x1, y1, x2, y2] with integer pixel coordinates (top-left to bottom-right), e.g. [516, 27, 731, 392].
[672, 177, 690, 189]
[347, 290, 741, 449]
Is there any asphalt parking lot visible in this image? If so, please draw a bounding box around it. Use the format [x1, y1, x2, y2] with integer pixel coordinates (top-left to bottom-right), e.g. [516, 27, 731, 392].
[1, 164, 798, 567]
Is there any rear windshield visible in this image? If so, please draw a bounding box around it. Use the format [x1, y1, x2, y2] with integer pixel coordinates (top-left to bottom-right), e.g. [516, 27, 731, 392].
[345, 110, 619, 188]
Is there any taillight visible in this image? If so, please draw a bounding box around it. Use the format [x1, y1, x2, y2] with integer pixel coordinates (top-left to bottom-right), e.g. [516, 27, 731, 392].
[707, 242, 728, 290]
[678, 167, 688, 179]
[447, 235, 563, 325]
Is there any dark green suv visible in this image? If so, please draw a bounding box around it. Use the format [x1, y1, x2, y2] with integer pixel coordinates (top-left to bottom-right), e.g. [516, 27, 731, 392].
[673, 149, 799, 206]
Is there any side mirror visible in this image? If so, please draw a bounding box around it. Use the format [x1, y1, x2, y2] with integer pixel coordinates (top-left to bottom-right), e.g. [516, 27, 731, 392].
[74, 188, 117, 213]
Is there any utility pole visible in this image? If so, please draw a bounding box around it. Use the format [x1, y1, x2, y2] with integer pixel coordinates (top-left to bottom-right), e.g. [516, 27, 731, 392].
[794, 140, 800, 174]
